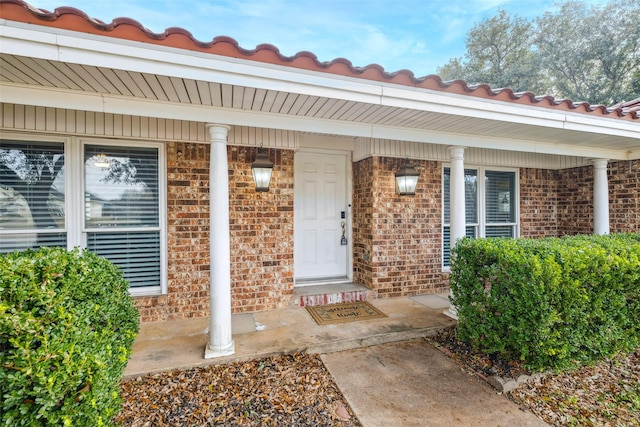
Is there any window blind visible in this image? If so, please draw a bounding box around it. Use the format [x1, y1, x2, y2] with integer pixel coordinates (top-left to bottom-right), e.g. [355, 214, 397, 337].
[0, 140, 66, 253]
[485, 170, 515, 224]
[84, 145, 161, 289]
[87, 231, 161, 288]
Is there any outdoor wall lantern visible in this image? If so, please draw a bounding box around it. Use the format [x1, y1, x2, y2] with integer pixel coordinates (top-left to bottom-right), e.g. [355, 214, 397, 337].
[395, 162, 420, 195]
[251, 147, 274, 192]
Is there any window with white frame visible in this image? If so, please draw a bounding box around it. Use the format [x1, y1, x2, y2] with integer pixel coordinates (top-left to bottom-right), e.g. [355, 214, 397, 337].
[0, 138, 166, 294]
[443, 166, 518, 267]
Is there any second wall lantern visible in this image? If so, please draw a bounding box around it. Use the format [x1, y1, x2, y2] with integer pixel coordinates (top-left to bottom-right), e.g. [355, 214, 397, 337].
[252, 147, 274, 192]
[395, 161, 420, 195]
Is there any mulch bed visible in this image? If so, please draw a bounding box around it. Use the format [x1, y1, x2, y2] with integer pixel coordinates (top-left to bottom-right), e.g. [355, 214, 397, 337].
[116, 352, 361, 426]
[426, 325, 531, 379]
[117, 326, 639, 426]
[427, 326, 640, 426]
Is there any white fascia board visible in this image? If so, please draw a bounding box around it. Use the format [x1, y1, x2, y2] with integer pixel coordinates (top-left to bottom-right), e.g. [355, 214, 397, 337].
[87, 96, 640, 160]
[1, 83, 630, 160]
[54, 35, 382, 103]
[563, 113, 640, 137]
[382, 86, 640, 139]
[0, 22, 60, 60]
[0, 83, 106, 111]
[0, 21, 382, 104]
[382, 86, 563, 126]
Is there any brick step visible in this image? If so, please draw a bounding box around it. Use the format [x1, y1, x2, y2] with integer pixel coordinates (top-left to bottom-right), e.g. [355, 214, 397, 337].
[293, 282, 374, 307]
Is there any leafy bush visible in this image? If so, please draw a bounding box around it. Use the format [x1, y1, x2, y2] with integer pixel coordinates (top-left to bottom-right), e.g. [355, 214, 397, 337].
[450, 233, 640, 371]
[0, 247, 139, 426]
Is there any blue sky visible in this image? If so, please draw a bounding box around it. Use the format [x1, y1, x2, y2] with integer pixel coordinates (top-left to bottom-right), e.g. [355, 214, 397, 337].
[29, 0, 608, 76]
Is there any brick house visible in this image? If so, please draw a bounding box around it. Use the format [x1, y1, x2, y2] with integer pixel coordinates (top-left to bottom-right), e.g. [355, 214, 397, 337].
[1, 0, 638, 357]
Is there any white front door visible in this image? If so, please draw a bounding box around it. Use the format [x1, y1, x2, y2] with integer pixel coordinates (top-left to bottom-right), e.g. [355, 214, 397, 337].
[294, 152, 348, 282]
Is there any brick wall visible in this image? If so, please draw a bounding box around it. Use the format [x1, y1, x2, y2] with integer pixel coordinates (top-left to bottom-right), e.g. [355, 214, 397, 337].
[228, 146, 295, 313]
[353, 157, 448, 297]
[352, 158, 374, 289]
[609, 159, 639, 233]
[136, 141, 211, 322]
[558, 160, 640, 235]
[519, 168, 559, 238]
[557, 166, 594, 236]
[135, 142, 294, 322]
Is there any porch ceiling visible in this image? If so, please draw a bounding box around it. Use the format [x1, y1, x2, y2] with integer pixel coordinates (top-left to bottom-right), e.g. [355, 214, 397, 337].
[1, 49, 639, 161]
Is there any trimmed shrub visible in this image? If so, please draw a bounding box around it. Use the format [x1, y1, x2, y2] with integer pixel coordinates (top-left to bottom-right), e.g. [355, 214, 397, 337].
[0, 247, 139, 426]
[450, 233, 640, 371]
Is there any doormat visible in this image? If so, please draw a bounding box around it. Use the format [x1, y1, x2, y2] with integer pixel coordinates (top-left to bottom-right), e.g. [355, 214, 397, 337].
[306, 301, 387, 325]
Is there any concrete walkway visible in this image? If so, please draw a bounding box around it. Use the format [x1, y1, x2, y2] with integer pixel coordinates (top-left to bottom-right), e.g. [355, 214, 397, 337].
[322, 339, 548, 427]
[124, 293, 548, 426]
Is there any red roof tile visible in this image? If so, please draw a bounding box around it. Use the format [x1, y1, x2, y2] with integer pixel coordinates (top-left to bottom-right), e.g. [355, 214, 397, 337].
[1, 0, 637, 121]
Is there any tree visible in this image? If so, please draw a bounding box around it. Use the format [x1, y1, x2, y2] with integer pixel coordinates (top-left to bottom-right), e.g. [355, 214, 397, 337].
[438, 10, 545, 93]
[535, 0, 640, 105]
[437, 0, 640, 105]
[439, 10, 546, 94]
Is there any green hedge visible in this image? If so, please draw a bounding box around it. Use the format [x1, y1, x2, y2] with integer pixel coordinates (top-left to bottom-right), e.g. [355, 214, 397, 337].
[450, 233, 640, 371]
[0, 247, 139, 426]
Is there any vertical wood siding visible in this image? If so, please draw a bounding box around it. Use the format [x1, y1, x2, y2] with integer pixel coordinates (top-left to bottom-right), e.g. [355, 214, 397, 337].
[0, 103, 298, 148]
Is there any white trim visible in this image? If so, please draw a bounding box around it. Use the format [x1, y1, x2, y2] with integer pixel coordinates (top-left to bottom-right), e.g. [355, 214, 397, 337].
[592, 159, 610, 235]
[66, 136, 82, 247]
[2, 84, 633, 160]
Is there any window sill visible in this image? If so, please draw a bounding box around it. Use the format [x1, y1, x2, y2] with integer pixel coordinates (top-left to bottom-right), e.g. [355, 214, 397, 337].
[129, 287, 165, 298]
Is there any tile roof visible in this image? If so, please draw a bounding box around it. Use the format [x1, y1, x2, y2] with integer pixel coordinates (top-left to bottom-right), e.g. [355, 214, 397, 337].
[1, 0, 638, 121]
[611, 98, 640, 116]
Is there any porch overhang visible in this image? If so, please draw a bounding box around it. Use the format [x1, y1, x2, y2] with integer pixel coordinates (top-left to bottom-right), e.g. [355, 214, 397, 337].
[1, 16, 639, 160]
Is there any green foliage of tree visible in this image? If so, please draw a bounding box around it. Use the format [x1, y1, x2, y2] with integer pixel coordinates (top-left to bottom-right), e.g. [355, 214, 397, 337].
[439, 10, 546, 94]
[437, 0, 640, 105]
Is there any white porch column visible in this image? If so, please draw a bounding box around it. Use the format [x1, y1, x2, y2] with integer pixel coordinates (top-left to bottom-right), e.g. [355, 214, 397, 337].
[592, 158, 610, 235]
[445, 146, 466, 320]
[204, 124, 235, 359]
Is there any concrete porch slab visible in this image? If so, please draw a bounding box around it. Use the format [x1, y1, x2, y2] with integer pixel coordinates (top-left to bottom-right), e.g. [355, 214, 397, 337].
[124, 294, 456, 377]
[409, 293, 451, 310]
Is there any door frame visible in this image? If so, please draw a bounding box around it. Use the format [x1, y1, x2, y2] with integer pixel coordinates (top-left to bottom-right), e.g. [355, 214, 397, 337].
[293, 148, 353, 286]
